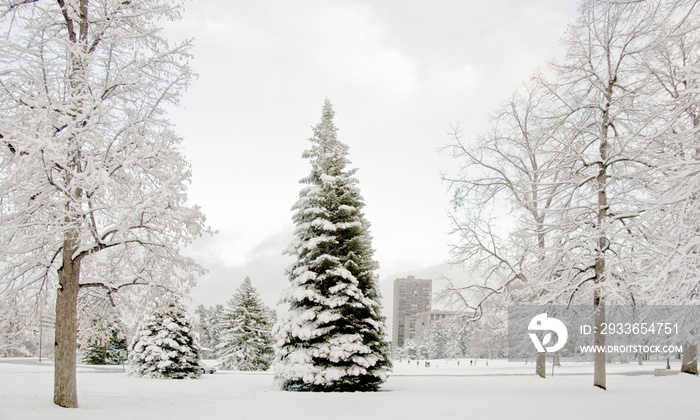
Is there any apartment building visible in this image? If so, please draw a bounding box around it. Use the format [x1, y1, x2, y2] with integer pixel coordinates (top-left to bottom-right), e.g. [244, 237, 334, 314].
[392, 275, 432, 350]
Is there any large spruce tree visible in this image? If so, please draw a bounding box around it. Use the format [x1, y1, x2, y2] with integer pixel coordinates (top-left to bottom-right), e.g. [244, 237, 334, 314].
[274, 100, 391, 392]
[218, 277, 274, 371]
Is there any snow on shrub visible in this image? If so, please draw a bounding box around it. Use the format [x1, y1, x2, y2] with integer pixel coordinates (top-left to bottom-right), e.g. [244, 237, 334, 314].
[128, 301, 202, 379]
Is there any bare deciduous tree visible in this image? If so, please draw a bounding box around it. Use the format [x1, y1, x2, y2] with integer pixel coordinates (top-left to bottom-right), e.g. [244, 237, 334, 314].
[637, 0, 700, 375]
[443, 80, 567, 377]
[444, 0, 700, 389]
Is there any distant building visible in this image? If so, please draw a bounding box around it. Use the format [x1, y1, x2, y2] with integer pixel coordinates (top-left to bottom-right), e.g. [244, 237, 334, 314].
[392, 276, 432, 350]
[414, 311, 462, 339]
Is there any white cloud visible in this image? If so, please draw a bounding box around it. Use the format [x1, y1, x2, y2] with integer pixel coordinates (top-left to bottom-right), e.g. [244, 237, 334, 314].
[184, 227, 294, 309]
[173, 0, 418, 96]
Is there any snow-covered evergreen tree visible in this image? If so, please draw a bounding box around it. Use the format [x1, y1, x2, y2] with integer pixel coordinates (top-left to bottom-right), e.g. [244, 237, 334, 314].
[82, 343, 107, 365]
[82, 328, 126, 365]
[105, 330, 128, 365]
[274, 100, 391, 392]
[218, 277, 274, 371]
[401, 340, 418, 359]
[128, 301, 201, 379]
[195, 304, 224, 359]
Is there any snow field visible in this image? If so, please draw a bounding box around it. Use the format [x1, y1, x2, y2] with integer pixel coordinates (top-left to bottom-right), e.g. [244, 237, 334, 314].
[1, 358, 698, 420]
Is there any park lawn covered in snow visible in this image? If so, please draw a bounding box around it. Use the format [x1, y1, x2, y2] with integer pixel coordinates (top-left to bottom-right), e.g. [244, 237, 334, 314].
[1, 358, 698, 420]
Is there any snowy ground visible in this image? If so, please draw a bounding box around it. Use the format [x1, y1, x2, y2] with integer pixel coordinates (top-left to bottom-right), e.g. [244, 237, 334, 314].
[1, 358, 697, 420]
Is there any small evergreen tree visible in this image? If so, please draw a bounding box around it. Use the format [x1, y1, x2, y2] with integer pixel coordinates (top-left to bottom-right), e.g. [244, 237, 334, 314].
[274, 100, 391, 391]
[82, 342, 108, 365]
[128, 301, 201, 379]
[105, 330, 128, 365]
[218, 277, 274, 371]
[82, 330, 127, 365]
[402, 340, 418, 359]
[195, 304, 224, 359]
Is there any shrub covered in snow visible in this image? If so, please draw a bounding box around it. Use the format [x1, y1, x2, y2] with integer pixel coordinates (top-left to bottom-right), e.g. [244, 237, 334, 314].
[128, 302, 201, 379]
[274, 100, 391, 391]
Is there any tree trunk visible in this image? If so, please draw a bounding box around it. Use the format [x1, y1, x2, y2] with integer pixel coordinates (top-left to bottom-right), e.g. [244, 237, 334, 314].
[592, 149, 608, 386]
[590, 69, 613, 391]
[534, 220, 549, 378]
[53, 0, 89, 407]
[593, 293, 606, 390]
[536, 352, 546, 378]
[54, 236, 81, 408]
[681, 344, 698, 375]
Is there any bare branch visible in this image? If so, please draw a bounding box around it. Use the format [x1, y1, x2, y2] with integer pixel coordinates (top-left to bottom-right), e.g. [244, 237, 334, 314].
[0, 0, 38, 19]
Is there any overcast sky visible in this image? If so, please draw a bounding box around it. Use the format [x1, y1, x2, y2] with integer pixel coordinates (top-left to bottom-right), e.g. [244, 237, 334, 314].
[162, 0, 580, 315]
